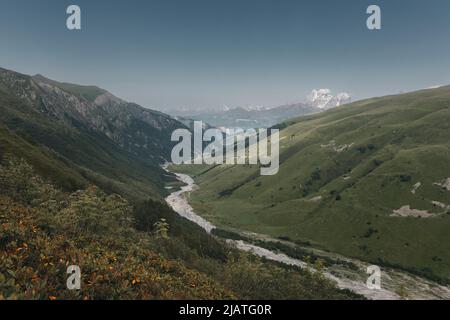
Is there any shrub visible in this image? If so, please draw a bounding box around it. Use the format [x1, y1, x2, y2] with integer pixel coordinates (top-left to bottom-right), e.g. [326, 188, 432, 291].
[399, 175, 412, 182]
[153, 218, 170, 239]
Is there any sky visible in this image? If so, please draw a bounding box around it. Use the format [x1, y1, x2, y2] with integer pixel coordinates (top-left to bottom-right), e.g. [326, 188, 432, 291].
[1, 0, 450, 111]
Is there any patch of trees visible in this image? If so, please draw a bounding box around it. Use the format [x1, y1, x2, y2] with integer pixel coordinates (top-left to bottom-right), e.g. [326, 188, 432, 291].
[133, 199, 228, 262]
[362, 228, 379, 238]
[398, 175, 412, 182]
[357, 143, 376, 154]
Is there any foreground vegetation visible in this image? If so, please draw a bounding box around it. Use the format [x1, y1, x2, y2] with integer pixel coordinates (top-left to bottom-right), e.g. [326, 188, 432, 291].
[0, 155, 359, 299]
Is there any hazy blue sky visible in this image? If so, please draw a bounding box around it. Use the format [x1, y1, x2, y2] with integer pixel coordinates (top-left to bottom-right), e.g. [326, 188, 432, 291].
[1, 0, 450, 110]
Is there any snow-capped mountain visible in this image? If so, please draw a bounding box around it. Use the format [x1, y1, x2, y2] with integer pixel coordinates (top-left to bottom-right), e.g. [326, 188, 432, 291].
[170, 89, 352, 128]
[307, 89, 351, 110]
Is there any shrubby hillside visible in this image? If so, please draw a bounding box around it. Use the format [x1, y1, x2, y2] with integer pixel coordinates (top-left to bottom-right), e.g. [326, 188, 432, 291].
[0, 155, 358, 299]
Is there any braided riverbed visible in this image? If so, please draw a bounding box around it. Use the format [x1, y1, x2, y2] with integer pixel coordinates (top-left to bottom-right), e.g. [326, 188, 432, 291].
[164, 166, 450, 300]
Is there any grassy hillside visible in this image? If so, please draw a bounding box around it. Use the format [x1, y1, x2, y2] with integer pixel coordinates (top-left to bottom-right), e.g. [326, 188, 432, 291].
[178, 86, 450, 282]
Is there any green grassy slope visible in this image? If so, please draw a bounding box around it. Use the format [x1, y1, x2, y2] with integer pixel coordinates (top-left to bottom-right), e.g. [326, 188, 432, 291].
[181, 86, 450, 281]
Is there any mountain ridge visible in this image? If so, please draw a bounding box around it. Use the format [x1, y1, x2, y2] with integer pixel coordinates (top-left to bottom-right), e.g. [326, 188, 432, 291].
[0, 67, 185, 199]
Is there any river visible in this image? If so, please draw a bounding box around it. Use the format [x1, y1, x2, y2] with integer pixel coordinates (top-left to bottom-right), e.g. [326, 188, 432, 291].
[164, 166, 450, 300]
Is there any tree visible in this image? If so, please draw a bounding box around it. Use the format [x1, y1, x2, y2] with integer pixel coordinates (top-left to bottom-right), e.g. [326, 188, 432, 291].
[153, 218, 170, 239]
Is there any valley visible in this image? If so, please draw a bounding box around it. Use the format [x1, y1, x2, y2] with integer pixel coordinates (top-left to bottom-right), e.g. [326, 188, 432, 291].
[2, 0, 450, 304]
[0, 66, 449, 300]
[0, 67, 358, 300]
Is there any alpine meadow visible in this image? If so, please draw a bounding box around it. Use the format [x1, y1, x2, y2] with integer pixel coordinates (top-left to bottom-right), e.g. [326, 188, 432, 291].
[1, 0, 450, 305]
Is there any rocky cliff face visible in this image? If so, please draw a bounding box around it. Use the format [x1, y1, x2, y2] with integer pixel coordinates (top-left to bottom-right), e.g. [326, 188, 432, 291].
[0, 68, 184, 162]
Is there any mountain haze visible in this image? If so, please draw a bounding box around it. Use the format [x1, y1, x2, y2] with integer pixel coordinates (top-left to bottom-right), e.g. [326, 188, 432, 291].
[172, 89, 351, 129]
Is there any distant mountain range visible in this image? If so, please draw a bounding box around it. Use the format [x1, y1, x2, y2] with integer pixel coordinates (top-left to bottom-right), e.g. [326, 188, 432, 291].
[171, 89, 351, 129]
